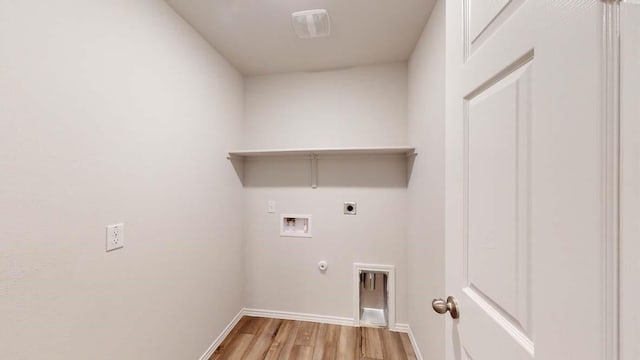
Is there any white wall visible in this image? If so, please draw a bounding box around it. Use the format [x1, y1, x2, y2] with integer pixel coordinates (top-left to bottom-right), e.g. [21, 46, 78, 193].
[242, 64, 409, 324]
[407, 1, 446, 358]
[0, 1, 244, 359]
[243, 63, 408, 149]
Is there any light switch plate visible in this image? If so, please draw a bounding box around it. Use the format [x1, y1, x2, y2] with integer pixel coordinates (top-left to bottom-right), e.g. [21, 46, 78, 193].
[106, 223, 124, 252]
[268, 200, 276, 213]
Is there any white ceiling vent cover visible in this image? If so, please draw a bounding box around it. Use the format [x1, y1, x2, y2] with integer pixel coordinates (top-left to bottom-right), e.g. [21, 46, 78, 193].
[291, 9, 331, 39]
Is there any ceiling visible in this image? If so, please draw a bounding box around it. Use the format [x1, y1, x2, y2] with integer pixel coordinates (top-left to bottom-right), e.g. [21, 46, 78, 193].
[164, 0, 436, 76]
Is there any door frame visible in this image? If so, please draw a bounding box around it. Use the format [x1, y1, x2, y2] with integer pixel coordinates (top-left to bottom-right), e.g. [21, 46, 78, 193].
[603, 1, 621, 359]
[619, 1, 639, 359]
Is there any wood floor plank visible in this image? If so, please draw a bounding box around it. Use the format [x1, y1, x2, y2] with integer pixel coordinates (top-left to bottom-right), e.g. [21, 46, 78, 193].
[264, 319, 300, 360]
[356, 327, 362, 359]
[361, 327, 384, 359]
[211, 317, 415, 360]
[290, 345, 315, 359]
[312, 323, 340, 360]
[399, 332, 417, 360]
[381, 331, 406, 359]
[261, 318, 284, 337]
[231, 317, 269, 360]
[243, 318, 283, 360]
[210, 317, 250, 359]
[217, 333, 254, 360]
[295, 321, 319, 347]
[237, 316, 266, 335]
[336, 326, 358, 360]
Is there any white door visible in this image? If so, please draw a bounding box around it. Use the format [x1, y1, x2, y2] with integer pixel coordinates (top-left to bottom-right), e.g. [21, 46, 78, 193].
[621, 2, 640, 360]
[444, 1, 616, 359]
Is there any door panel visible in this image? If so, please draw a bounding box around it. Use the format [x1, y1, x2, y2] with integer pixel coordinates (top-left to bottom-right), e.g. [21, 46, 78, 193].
[459, 287, 533, 359]
[468, 0, 511, 42]
[466, 62, 532, 338]
[465, 0, 527, 58]
[446, 1, 606, 359]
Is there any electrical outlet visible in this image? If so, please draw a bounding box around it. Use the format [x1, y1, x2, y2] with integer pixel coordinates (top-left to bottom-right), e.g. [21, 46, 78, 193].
[106, 223, 124, 252]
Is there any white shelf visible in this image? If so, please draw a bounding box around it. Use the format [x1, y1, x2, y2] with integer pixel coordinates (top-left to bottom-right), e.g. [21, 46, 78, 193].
[228, 146, 416, 158]
[227, 146, 416, 189]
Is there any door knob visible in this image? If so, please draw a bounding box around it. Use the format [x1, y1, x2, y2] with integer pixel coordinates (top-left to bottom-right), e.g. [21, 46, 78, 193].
[432, 296, 459, 319]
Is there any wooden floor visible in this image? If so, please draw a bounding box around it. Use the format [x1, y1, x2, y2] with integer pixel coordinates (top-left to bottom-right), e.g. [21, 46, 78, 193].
[210, 316, 417, 360]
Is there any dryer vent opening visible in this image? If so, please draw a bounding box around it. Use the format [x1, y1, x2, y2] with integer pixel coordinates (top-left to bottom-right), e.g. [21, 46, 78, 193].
[359, 271, 389, 327]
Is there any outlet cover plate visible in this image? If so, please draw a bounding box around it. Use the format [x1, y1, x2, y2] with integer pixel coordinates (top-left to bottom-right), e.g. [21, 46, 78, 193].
[106, 223, 124, 252]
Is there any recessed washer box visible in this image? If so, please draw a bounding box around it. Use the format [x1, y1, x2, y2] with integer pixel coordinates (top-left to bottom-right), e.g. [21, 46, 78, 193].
[280, 214, 312, 238]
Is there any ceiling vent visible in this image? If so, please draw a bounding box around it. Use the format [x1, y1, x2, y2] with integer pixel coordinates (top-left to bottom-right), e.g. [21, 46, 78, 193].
[291, 9, 331, 39]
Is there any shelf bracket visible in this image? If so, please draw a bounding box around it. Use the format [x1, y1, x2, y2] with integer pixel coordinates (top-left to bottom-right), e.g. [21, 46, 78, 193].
[310, 153, 318, 189]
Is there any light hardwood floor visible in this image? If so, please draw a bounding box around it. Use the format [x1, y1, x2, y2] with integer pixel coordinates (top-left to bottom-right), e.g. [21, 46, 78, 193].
[210, 316, 417, 360]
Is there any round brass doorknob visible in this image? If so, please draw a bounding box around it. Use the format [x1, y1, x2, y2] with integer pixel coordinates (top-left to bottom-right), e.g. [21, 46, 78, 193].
[432, 296, 459, 319]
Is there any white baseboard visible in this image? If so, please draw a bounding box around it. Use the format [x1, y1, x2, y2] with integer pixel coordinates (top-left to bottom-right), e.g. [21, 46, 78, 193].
[198, 309, 244, 360]
[389, 322, 409, 333]
[242, 308, 355, 327]
[406, 326, 424, 360]
[197, 308, 422, 360]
